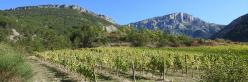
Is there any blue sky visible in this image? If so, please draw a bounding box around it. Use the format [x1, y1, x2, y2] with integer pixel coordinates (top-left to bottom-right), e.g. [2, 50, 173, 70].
[0, 0, 248, 25]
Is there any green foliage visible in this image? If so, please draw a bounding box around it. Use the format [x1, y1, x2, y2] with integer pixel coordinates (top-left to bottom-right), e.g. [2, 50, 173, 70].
[0, 8, 114, 51]
[70, 25, 108, 48]
[173, 56, 183, 70]
[0, 29, 9, 42]
[114, 55, 129, 72]
[36, 45, 248, 82]
[116, 26, 193, 47]
[0, 43, 32, 81]
[201, 55, 248, 82]
[78, 64, 95, 81]
[149, 55, 165, 73]
[127, 28, 151, 46]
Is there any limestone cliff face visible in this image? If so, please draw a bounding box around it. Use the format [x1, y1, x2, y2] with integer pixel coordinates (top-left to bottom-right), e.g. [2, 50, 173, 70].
[129, 12, 224, 38]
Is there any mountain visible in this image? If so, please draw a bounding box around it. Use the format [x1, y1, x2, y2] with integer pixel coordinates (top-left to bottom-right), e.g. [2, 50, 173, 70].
[129, 12, 224, 38]
[212, 13, 248, 41]
[5, 4, 115, 23]
[2, 4, 117, 32]
[0, 4, 117, 51]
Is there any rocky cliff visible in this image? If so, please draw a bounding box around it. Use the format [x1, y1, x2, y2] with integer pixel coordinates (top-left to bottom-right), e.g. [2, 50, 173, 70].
[129, 12, 224, 38]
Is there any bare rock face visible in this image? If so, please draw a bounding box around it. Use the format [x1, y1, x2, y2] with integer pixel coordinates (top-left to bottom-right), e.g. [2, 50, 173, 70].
[9, 29, 20, 42]
[129, 12, 224, 38]
[5, 4, 115, 23]
[105, 25, 118, 32]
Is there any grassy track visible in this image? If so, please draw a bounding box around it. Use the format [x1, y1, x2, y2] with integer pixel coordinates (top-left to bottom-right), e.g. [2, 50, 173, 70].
[0, 43, 32, 82]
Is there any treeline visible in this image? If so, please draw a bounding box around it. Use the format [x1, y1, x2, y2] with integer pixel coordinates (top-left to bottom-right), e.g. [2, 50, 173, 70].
[1, 26, 193, 51]
[0, 23, 220, 52]
[109, 26, 194, 47]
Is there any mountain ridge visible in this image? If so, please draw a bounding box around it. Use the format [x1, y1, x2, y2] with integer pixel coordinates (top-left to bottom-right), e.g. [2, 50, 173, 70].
[3, 4, 115, 23]
[211, 13, 248, 41]
[129, 12, 225, 38]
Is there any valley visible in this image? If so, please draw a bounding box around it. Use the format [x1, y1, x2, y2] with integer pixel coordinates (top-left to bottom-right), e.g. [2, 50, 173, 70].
[0, 3, 248, 82]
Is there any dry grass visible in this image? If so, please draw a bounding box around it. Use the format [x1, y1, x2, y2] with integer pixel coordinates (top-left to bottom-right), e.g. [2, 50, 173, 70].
[0, 71, 22, 82]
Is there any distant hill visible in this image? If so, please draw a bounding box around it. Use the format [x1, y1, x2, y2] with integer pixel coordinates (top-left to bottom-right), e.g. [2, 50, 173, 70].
[0, 4, 117, 31]
[212, 13, 248, 42]
[5, 4, 115, 23]
[129, 12, 224, 38]
[0, 4, 117, 51]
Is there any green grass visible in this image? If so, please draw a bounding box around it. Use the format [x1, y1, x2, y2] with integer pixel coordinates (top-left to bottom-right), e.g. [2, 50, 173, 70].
[0, 43, 31, 82]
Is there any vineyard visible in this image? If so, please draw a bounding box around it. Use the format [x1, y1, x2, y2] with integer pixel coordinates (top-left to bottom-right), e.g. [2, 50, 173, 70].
[35, 45, 248, 82]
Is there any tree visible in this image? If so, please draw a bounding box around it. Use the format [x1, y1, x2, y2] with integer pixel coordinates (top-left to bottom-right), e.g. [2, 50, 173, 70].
[127, 28, 151, 46]
[70, 25, 108, 48]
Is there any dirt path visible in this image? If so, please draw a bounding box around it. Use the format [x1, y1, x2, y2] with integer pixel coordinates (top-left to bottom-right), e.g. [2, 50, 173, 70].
[26, 56, 84, 82]
[26, 56, 132, 82]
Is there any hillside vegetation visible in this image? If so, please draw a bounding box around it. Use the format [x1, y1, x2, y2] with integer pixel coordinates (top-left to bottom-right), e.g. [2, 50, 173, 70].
[0, 7, 115, 51]
[212, 13, 248, 41]
[0, 6, 201, 52]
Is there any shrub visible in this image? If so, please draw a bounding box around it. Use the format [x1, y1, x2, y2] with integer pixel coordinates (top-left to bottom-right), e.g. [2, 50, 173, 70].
[0, 43, 32, 82]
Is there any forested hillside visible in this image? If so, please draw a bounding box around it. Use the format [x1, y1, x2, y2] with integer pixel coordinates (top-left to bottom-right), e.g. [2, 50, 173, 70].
[212, 13, 248, 41]
[0, 5, 117, 51]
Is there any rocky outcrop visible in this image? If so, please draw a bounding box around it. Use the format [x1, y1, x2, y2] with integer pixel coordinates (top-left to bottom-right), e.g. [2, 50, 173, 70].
[5, 4, 114, 23]
[129, 12, 224, 38]
[105, 25, 118, 32]
[9, 29, 20, 42]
